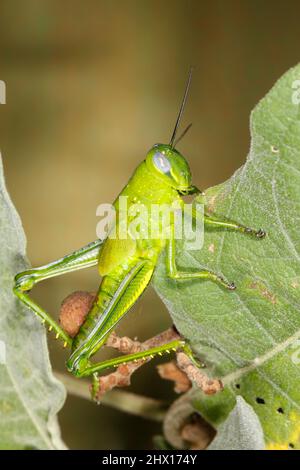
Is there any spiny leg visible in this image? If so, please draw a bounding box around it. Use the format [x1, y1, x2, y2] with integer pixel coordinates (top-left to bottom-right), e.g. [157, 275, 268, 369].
[14, 288, 72, 346]
[81, 338, 186, 378]
[87, 338, 202, 399]
[13, 239, 103, 347]
[166, 229, 235, 290]
[67, 260, 155, 375]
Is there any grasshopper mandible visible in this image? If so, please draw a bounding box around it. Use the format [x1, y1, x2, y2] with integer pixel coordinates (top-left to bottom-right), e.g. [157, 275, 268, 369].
[13, 70, 265, 395]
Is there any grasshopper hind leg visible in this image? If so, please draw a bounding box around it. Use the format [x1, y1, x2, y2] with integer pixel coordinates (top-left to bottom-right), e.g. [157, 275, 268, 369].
[67, 259, 156, 376]
[13, 239, 103, 348]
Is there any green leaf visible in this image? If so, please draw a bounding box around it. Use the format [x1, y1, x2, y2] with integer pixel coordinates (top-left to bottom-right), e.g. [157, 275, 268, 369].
[0, 154, 66, 449]
[154, 64, 300, 450]
[207, 397, 264, 450]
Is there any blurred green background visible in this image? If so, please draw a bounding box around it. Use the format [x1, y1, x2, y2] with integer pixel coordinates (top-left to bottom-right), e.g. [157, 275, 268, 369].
[0, 0, 300, 449]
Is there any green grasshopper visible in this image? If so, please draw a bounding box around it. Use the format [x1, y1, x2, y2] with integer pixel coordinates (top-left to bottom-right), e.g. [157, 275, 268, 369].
[13, 71, 265, 395]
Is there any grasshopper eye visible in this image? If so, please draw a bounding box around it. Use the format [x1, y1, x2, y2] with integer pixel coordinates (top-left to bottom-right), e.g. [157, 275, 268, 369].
[153, 152, 171, 174]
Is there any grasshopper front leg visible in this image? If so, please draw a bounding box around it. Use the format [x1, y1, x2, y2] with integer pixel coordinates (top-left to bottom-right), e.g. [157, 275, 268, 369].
[188, 198, 266, 238]
[13, 239, 103, 347]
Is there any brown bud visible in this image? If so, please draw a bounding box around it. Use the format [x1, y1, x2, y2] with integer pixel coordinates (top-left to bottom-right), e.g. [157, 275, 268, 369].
[157, 361, 191, 393]
[59, 291, 96, 337]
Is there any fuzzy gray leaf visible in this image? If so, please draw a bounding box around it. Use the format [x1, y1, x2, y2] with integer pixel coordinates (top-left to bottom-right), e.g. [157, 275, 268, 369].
[208, 397, 264, 450]
[0, 154, 66, 449]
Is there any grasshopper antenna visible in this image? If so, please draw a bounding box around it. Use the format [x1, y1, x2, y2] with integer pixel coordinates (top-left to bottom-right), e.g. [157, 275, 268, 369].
[174, 122, 192, 147]
[169, 67, 193, 148]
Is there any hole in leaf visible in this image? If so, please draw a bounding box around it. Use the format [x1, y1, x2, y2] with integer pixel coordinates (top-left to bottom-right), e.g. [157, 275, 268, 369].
[277, 407, 284, 414]
[289, 443, 295, 449]
[256, 397, 265, 404]
[271, 145, 279, 154]
[235, 384, 240, 389]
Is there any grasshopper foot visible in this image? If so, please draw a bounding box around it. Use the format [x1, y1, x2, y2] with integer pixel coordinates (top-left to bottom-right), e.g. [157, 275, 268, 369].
[255, 228, 266, 238]
[227, 282, 236, 290]
[244, 227, 266, 238]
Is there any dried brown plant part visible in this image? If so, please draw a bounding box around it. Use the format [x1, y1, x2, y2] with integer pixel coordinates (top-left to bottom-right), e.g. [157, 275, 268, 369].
[59, 290, 221, 401]
[163, 393, 194, 448]
[181, 415, 216, 450]
[59, 290, 182, 400]
[176, 352, 223, 395]
[93, 328, 181, 401]
[163, 392, 215, 449]
[59, 291, 96, 337]
[157, 361, 192, 393]
[105, 331, 144, 354]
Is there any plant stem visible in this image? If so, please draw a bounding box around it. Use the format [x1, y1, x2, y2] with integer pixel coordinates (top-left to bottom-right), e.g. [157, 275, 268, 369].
[55, 371, 168, 422]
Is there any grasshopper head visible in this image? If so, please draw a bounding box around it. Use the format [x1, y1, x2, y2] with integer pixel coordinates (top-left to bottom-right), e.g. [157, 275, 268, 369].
[145, 70, 201, 195]
[145, 143, 192, 193]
